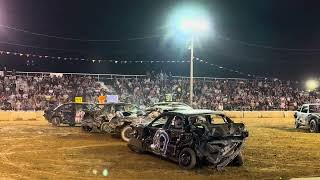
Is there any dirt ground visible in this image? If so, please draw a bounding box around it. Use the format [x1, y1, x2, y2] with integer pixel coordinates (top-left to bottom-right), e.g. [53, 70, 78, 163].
[0, 118, 319, 180]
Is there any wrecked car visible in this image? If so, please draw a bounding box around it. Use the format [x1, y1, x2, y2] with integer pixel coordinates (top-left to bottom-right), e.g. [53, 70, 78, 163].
[44, 102, 95, 126]
[145, 101, 193, 114]
[295, 103, 320, 133]
[128, 109, 249, 170]
[81, 102, 148, 141]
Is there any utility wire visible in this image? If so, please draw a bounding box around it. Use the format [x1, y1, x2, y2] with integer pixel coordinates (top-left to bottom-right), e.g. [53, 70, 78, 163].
[3, 24, 320, 51]
[216, 34, 320, 52]
[0, 40, 84, 53]
[0, 24, 162, 42]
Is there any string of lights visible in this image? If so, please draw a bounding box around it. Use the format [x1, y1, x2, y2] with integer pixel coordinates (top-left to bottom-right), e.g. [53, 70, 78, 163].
[0, 49, 190, 64]
[194, 57, 273, 80]
[0, 49, 273, 79]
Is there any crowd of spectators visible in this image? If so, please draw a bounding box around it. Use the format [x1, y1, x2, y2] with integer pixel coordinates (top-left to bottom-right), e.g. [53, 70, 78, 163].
[0, 74, 107, 111]
[0, 71, 319, 111]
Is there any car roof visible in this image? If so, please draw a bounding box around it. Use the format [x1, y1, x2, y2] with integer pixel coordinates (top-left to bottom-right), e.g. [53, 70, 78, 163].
[165, 109, 224, 116]
[67, 102, 131, 105]
[303, 103, 320, 106]
[154, 102, 189, 106]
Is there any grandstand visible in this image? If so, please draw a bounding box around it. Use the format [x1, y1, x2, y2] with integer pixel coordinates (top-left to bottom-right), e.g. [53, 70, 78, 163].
[0, 70, 315, 111]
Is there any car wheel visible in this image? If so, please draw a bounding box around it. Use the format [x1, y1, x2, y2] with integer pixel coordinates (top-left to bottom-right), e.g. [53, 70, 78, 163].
[294, 119, 300, 129]
[121, 125, 133, 142]
[309, 119, 319, 133]
[52, 117, 61, 127]
[81, 125, 92, 132]
[101, 122, 113, 133]
[229, 153, 244, 166]
[178, 148, 197, 169]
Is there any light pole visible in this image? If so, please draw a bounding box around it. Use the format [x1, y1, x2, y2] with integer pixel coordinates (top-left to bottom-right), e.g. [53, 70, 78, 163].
[189, 35, 194, 105]
[181, 19, 209, 105]
[169, 7, 210, 105]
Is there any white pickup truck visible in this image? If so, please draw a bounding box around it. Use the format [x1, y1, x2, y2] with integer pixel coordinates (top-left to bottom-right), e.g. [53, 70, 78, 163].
[294, 103, 320, 133]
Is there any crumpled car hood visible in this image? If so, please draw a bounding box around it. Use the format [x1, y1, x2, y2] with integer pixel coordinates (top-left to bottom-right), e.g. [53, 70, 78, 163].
[203, 123, 248, 139]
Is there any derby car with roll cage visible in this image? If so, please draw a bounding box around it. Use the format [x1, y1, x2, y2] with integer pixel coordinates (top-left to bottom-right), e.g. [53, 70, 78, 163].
[295, 103, 320, 133]
[81, 102, 148, 141]
[145, 101, 193, 114]
[128, 109, 249, 170]
[44, 102, 96, 126]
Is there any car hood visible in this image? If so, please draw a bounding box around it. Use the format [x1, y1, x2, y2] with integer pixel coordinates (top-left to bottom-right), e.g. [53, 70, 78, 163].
[202, 123, 249, 140]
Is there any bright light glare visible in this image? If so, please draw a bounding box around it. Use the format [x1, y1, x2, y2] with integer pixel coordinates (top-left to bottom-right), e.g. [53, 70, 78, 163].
[306, 79, 319, 91]
[169, 4, 211, 35]
[180, 17, 210, 33]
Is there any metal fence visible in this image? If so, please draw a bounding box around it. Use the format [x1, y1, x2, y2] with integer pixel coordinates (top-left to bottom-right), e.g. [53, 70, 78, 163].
[3, 70, 267, 81]
[6, 71, 147, 81]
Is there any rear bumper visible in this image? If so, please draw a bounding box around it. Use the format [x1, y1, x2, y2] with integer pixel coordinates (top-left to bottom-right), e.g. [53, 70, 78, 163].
[128, 137, 143, 149]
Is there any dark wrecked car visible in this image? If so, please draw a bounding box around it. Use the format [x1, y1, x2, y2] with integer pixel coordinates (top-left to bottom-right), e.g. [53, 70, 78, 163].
[44, 102, 95, 126]
[128, 109, 249, 170]
[81, 102, 147, 141]
[146, 101, 193, 113]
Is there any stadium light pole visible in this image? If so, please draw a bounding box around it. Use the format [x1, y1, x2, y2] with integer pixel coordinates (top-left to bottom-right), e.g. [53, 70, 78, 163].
[179, 17, 210, 105]
[189, 35, 194, 106]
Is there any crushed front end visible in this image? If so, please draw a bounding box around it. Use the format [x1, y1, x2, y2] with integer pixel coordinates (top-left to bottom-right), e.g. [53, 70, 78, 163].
[195, 122, 249, 170]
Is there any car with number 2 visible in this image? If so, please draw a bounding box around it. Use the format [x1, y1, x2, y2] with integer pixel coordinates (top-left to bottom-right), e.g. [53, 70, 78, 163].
[128, 109, 249, 170]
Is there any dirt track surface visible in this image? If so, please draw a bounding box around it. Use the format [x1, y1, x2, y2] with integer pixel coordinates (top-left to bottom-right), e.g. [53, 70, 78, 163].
[0, 118, 320, 180]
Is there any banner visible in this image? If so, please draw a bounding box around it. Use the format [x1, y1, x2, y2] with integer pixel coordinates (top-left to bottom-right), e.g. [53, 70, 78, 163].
[107, 95, 119, 103]
[50, 73, 63, 78]
[165, 94, 173, 102]
[75, 96, 83, 103]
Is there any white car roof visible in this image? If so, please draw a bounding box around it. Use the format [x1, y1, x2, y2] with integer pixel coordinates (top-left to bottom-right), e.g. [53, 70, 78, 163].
[302, 103, 320, 106]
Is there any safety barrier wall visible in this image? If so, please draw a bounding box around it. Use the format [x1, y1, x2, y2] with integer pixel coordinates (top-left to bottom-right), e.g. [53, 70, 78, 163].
[224, 111, 296, 118]
[0, 111, 296, 121]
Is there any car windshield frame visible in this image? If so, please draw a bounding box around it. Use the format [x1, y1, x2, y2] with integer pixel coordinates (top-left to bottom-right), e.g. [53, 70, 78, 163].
[188, 113, 232, 125]
[148, 114, 172, 128]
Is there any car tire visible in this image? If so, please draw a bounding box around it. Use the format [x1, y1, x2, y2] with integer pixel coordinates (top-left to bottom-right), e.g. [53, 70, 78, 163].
[128, 144, 144, 154]
[178, 148, 197, 169]
[101, 122, 112, 133]
[121, 125, 133, 142]
[52, 117, 61, 127]
[81, 116, 94, 132]
[229, 153, 244, 166]
[81, 125, 92, 132]
[309, 119, 319, 133]
[294, 119, 300, 129]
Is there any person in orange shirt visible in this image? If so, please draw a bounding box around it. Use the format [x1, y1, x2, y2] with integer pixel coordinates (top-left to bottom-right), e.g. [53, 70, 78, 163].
[98, 94, 106, 104]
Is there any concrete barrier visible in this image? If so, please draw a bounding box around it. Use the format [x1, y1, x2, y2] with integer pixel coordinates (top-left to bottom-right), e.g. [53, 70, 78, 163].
[224, 111, 244, 118]
[243, 111, 262, 118]
[260, 111, 285, 118]
[36, 111, 46, 121]
[284, 111, 295, 118]
[10, 111, 37, 121]
[0, 111, 39, 121]
[0, 111, 11, 121]
[0, 110, 296, 121]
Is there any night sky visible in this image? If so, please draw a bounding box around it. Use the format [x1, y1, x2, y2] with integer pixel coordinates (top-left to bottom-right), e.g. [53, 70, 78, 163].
[0, 0, 320, 80]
